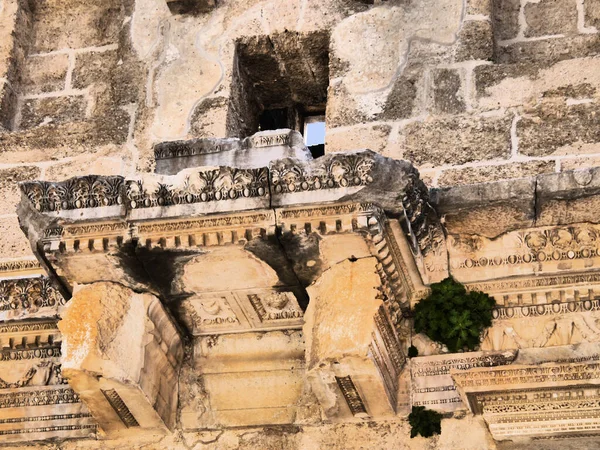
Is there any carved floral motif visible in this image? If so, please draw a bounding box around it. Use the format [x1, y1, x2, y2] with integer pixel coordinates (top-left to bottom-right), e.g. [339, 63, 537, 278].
[127, 168, 268, 209]
[0, 278, 65, 312]
[270, 154, 374, 194]
[21, 176, 124, 212]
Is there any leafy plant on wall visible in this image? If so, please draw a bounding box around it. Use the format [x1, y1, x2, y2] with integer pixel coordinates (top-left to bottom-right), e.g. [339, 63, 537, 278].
[408, 406, 442, 438]
[413, 277, 496, 353]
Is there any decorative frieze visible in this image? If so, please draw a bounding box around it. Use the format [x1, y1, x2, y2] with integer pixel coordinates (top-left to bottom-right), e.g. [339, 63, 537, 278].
[126, 168, 268, 209]
[0, 387, 80, 409]
[270, 153, 374, 194]
[21, 176, 124, 212]
[411, 351, 517, 413]
[180, 289, 303, 335]
[0, 277, 65, 315]
[102, 389, 139, 428]
[335, 376, 369, 418]
[448, 224, 600, 282]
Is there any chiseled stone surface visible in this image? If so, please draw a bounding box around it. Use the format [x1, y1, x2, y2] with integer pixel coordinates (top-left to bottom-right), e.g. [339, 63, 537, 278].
[0, 0, 600, 447]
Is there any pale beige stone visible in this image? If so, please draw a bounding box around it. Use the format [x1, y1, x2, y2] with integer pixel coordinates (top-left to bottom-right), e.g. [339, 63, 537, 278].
[59, 282, 182, 437]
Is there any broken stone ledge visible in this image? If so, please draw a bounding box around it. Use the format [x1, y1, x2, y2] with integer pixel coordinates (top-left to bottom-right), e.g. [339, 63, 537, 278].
[431, 167, 600, 238]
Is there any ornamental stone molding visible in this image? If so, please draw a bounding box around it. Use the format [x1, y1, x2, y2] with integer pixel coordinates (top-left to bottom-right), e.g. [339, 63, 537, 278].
[11, 129, 600, 442]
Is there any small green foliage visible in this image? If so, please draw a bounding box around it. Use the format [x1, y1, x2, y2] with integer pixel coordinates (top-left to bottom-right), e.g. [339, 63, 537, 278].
[407, 345, 419, 358]
[413, 277, 496, 353]
[408, 406, 442, 438]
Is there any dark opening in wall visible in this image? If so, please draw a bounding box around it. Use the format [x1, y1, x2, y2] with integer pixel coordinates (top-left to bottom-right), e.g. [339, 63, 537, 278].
[229, 31, 330, 149]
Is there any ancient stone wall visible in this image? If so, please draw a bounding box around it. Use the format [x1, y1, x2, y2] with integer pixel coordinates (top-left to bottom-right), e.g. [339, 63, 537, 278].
[0, 0, 598, 262]
[0, 0, 600, 449]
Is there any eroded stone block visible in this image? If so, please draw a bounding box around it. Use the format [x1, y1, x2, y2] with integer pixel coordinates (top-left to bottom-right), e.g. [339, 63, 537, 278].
[304, 258, 404, 420]
[58, 282, 183, 437]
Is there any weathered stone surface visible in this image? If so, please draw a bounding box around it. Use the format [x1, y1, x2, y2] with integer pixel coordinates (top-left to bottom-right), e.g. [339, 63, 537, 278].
[0, 216, 34, 258]
[497, 34, 600, 64]
[19, 95, 88, 129]
[377, 67, 421, 120]
[586, 0, 600, 28]
[467, 0, 491, 16]
[518, 101, 600, 157]
[403, 113, 512, 166]
[0, 166, 40, 207]
[31, 0, 121, 52]
[524, 0, 578, 37]
[474, 57, 600, 110]
[21, 53, 69, 94]
[492, 0, 521, 41]
[454, 20, 494, 62]
[535, 168, 600, 226]
[59, 282, 183, 436]
[431, 178, 536, 237]
[0, 81, 17, 130]
[71, 50, 119, 90]
[326, 124, 391, 153]
[432, 68, 465, 114]
[437, 161, 554, 186]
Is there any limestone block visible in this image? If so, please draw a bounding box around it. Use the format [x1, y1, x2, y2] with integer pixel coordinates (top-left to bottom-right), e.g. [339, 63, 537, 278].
[71, 50, 119, 90]
[304, 258, 403, 420]
[181, 331, 305, 429]
[535, 169, 600, 227]
[58, 282, 183, 437]
[454, 20, 494, 62]
[437, 161, 554, 187]
[0, 166, 40, 209]
[19, 95, 88, 130]
[402, 113, 512, 167]
[325, 124, 391, 154]
[410, 351, 517, 413]
[432, 68, 465, 115]
[492, 0, 521, 41]
[519, 101, 600, 157]
[431, 178, 536, 238]
[497, 34, 600, 65]
[524, 0, 578, 37]
[154, 130, 312, 175]
[31, 0, 121, 53]
[586, 0, 600, 28]
[22, 54, 69, 94]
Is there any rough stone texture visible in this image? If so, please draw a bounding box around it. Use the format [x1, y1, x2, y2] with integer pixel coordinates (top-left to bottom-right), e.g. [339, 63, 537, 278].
[31, 0, 122, 52]
[403, 113, 512, 166]
[432, 68, 465, 114]
[19, 95, 88, 129]
[586, 0, 600, 29]
[326, 124, 391, 153]
[491, 0, 521, 41]
[0, 216, 34, 258]
[454, 20, 494, 62]
[437, 161, 555, 186]
[0, 166, 40, 207]
[497, 34, 600, 64]
[518, 101, 600, 157]
[523, 0, 579, 38]
[71, 50, 119, 90]
[1, 0, 600, 447]
[21, 53, 69, 94]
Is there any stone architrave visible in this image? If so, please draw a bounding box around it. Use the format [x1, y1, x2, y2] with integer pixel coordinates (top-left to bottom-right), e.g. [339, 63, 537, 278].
[452, 357, 600, 440]
[58, 282, 183, 438]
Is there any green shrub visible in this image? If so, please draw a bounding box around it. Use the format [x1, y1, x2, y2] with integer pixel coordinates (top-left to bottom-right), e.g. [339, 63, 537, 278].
[408, 406, 442, 438]
[407, 345, 418, 358]
[413, 277, 496, 353]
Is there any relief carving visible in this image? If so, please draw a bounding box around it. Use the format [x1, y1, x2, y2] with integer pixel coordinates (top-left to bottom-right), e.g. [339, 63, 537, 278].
[127, 168, 268, 209]
[21, 176, 124, 212]
[270, 154, 374, 194]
